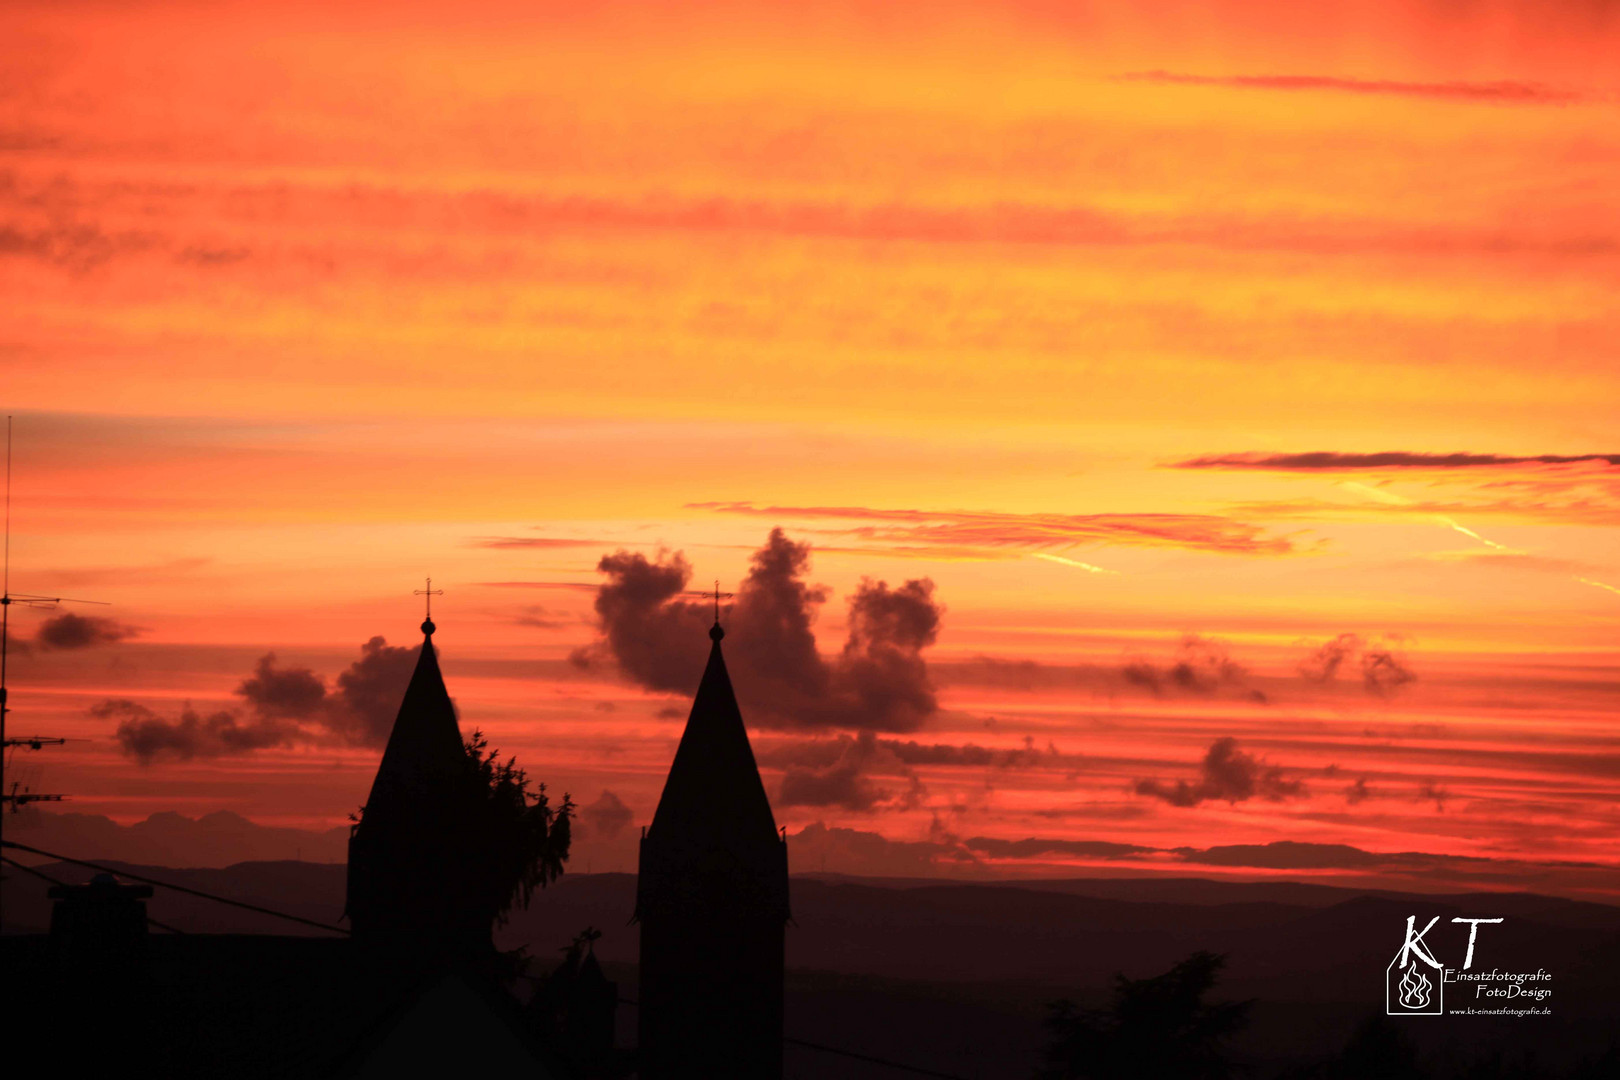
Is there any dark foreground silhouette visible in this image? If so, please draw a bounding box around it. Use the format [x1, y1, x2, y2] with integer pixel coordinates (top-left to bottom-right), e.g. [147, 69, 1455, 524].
[1037, 951, 1251, 1080]
[7, 864, 1617, 1078]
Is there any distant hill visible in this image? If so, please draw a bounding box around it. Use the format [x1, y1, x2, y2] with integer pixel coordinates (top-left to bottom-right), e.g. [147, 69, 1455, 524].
[7, 809, 349, 868]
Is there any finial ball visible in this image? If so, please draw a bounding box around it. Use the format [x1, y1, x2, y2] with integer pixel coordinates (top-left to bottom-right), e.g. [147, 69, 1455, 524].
[421, 617, 436, 636]
[709, 622, 724, 642]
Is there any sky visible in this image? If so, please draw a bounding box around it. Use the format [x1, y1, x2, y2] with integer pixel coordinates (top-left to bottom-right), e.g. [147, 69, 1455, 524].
[2, 0, 1617, 898]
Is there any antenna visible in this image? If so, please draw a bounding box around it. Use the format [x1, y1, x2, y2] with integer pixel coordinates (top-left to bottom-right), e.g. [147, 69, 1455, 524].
[0, 417, 105, 932]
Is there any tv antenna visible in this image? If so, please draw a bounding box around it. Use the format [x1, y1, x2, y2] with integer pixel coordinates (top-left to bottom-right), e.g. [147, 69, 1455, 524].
[0, 416, 107, 930]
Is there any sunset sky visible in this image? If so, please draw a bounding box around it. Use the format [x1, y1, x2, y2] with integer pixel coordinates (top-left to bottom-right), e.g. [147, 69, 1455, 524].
[3, 0, 1617, 897]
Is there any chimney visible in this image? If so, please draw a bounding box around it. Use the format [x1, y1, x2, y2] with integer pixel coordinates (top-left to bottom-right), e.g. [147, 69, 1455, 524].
[48, 872, 154, 984]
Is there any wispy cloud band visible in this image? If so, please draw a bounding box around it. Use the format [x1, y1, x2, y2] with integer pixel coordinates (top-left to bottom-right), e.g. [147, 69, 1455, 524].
[1177, 451, 1620, 470]
[1120, 71, 1587, 104]
[689, 502, 1293, 556]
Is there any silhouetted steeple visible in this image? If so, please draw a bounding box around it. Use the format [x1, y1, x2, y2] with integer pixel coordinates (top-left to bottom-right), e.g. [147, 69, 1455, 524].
[346, 616, 486, 957]
[644, 622, 783, 863]
[637, 619, 789, 1079]
[362, 616, 465, 815]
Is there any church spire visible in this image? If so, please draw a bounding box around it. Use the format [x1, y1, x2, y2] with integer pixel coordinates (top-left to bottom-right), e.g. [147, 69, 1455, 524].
[642, 615, 782, 864]
[361, 613, 464, 812]
[346, 595, 486, 955]
[636, 616, 789, 1079]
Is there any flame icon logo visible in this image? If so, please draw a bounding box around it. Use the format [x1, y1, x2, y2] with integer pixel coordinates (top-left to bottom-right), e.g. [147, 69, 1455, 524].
[1398, 966, 1432, 1009]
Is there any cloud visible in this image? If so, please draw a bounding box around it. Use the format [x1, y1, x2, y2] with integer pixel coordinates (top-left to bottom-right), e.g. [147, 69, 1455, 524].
[570, 547, 710, 687]
[1134, 737, 1305, 807]
[1417, 781, 1450, 811]
[1118, 71, 1587, 104]
[326, 636, 422, 747]
[908, 641, 1270, 703]
[476, 581, 601, 591]
[0, 223, 157, 271]
[102, 699, 301, 762]
[768, 734, 1039, 770]
[727, 529, 835, 706]
[829, 578, 942, 729]
[235, 654, 327, 718]
[471, 536, 611, 549]
[1173, 840, 1393, 870]
[690, 502, 1293, 556]
[1299, 633, 1362, 683]
[1362, 648, 1417, 697]
[33, 612, 141, 649]
[581, 790, 634, 839]
[577, 529, 946, 732]
[1421, 550, 1588, 573]
[236, 638, 421, 747]
[513, 605, 566, 629]
[776, 825, 1618, 895]
[761, 732, 1074, 813]
[883, 735, 1067, 769]
[930, 657, 1113, 691]
[963, 837, 1154, 860]
[1297, 633, 1417, 697]
[1227, 494, 1620, 528]
[105, 635, 421, 761]
[786, 821, 967, 878]
[779, 757, 893, 812]
[774, 731, 926, 813]
[1121, 635, 1250, 697]
[1176, 451, 1620, 470]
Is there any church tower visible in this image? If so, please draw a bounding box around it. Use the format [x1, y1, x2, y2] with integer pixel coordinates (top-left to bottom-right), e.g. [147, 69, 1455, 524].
[636, 618, 790, 1079]
[346, 611, 487, 958]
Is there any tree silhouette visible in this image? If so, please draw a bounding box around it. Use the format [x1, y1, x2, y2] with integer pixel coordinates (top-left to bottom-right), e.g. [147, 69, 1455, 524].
[457, 730, 573, 928]
[1036, 951, 1251, 1080]
[345, 728, 571, 967]
[1325, 1015, 1427, 1080]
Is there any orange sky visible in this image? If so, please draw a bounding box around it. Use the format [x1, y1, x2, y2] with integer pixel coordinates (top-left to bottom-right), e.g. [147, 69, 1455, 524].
[2, 0, 1617, 896]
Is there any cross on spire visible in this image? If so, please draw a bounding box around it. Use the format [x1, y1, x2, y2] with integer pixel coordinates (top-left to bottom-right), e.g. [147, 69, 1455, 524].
[414, 577, 443, 635]
[708, 579, 735, 642]
[711, 579, 734, 625]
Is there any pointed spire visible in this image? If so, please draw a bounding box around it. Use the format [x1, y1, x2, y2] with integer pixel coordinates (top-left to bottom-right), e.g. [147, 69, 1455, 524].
[346, 614, 484, 951]
[636, 617, 789, 1078]
[645, 625, 779, 852]
[362, 618, 465, 813]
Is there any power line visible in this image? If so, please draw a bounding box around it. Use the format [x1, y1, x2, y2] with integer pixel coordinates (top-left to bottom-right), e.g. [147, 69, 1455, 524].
[1, 840, 349, 936]
[10, 839, 970, 1076]
[0, 417, 105, 930]
[0, 853, 185, 934]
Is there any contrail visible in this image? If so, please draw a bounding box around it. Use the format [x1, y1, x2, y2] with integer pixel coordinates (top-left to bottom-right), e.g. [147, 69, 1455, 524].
[1438, 517, 1511, 552]
[1340, 481, 1513, 551]
[1339, 480, 1411, 506]
[1340, 480, 1612, 598]
[1033, 552, 1118, 574]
